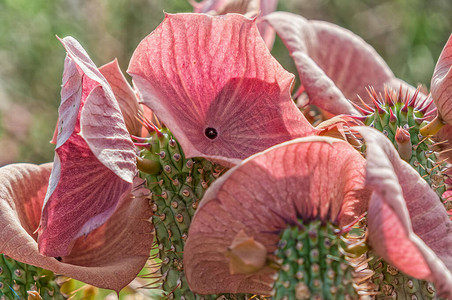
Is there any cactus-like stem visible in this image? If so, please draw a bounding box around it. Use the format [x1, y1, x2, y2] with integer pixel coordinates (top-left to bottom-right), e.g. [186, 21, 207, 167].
[0, 254, 66, 300]
[138, 128, 263, 300]
[272, 220, 363, 299]
[368, 255, 437, 299]
[361, 87, 446, 198]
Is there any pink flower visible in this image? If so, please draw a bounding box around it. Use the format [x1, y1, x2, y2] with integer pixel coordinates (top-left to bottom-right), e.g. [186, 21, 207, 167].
[39, 37, 139, 257]
[0, 163, 152, 292]
[183, 127, 452, 298]
[0, 37, 154, 292]
[128, 13, 317, 167]
[184, 135, 369, 295]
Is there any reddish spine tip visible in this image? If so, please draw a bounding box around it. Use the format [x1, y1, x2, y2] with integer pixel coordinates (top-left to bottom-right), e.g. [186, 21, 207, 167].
[357, 95, 374, 112]
[131, 135, 149, 143]
[424, 107, 437, 118]
[384, 88, 391, 105]
[397, 85, 404, 104]
[408, 86, 422, 108]
[374, 102, 387, 115]
[350, 101, 373, 116]
[348, 115, 368, 122]
[389, 108, 397, 123]
[134, 142, 151, 149]
[415, 117, 427, 125]
[401, 98, 409, 113]
[418, 95, 434, 114]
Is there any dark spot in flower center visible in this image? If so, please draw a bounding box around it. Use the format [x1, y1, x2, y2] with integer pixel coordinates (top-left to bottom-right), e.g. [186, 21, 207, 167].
[55, 257, 62, 262]
[205, 127, 218, 140]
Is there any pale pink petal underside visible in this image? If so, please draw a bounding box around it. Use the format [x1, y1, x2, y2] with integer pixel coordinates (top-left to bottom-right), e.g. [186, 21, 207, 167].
[128, 13, 315, 164]
[58, 37, 136, 181]
[191, 0, 258, 16]
[358, 127, 452, 298]
[191, 0, 277, 49]
[256, 0, 278, 49]
[431, 34, 452, 124]
[99, 59, 142, 136]
[39, 37, 136, 257]
[264, 12, 399, 114]
[184, 136, 368, 294]
[433, 124, 452, 163]
[0, 164, 153, 292]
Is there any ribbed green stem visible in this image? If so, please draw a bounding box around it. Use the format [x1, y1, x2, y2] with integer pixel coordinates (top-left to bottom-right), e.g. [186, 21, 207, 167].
[368, 255, 437, 299]
[273, 220, 357, 299]
[138, 128, 262, 300]
[0, 254, 65, 300]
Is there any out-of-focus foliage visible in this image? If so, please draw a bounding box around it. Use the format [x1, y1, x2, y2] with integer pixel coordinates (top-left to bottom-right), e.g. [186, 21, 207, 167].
[0, 0, 450, 165]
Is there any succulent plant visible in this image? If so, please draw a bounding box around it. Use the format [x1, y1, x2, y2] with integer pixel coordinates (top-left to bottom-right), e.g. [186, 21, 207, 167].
[354, 87, 445, 198]
[0, 254, 65, 300]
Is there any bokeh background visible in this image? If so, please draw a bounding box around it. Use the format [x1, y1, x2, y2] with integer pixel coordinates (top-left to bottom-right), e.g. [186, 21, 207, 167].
[0, 0, 451, 166]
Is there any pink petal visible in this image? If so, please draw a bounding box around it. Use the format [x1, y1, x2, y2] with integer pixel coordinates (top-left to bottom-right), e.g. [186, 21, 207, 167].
[39, 37, 137, 256]
[99, 59, 143, 136]
[432, 124, 452, 163]
[264, 12, 414, 115]
[0, 164, 153, 292]
[357, 127, 452, 298]
[431, 34, 452, 124]
[256, 0, 278, 49]
[184, 136, 368, 294]
[190, 0, 278, 49]
[190, 0, 259, 15]
[128, 13, 315, 165]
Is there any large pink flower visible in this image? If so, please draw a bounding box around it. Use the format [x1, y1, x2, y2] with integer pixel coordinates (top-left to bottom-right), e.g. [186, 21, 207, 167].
[128, 13, 317, 166]
[183, 127, 452, 298]
[184, 136, 369, 295]
[0, 36, 154, 292]
[0, 163, 153, 292]
[38, 37, 139, 257]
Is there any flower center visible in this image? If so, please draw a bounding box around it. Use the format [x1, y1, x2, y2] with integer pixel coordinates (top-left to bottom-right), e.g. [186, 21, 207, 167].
[205, 127, 218, 139]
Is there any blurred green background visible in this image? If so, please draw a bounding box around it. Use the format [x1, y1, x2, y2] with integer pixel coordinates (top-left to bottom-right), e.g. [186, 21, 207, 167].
[0, 0, 451, 166]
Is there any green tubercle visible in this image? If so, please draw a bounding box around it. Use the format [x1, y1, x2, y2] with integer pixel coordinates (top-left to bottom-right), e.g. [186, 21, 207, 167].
[273, 220, 358, 300]
[137, 127, 263, 300]
[361, 87, 446, 197]
[0, 254, 66, 300]
[368, 255, 437, 299]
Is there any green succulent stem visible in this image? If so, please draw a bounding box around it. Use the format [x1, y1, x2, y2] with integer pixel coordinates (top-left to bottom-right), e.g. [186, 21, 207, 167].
[138, 128, 262, 300]
[273, 220, 357, 299]
[0, 254, 66, 300]
[368, 254, 437, 299]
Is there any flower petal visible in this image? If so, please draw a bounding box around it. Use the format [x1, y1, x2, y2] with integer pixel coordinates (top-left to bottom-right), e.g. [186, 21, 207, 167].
[0, 164, 153, 293]
[191, 0, 259, 16]
[128, 13, 316, 165]
[39, 37, 137, 257]
[357, 127, 452, 298]
[256, 0, 278, 49]
[432, 124, 452, 163]
[431, 34, 452, 124]
[264, 12, 409, 114]
[99, 59, 143, 136]
[190, 0, 278, 49]
[184, 136, 368, 294]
